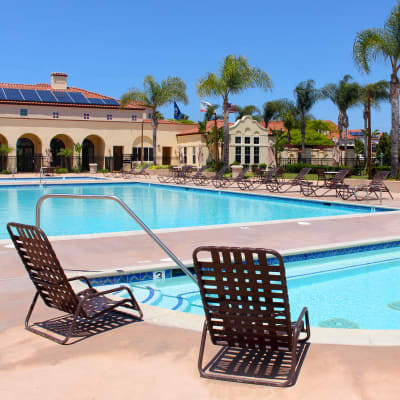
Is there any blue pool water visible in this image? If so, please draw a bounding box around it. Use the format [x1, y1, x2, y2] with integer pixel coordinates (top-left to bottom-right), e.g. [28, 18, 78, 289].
[107, 245, 400, 329]
[0, 182, 392, 239]
[0, 176, 106, 181]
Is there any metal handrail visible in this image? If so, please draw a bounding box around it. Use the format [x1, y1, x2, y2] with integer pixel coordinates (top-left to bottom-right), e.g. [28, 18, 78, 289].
[35, 194, 198, 283]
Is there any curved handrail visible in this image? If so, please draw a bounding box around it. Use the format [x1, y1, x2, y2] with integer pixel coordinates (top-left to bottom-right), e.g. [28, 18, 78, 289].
[35, 194, 197, 283]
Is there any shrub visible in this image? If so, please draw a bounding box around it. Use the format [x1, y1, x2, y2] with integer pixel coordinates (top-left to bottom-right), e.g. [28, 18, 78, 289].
[149, 164, 169, 169]
[98, 168, 108, 173]
[71, 168, 80, 173]
[1, 169, 10, 174]
[259, 163, 267, 170]
[55, 168, 68, 174]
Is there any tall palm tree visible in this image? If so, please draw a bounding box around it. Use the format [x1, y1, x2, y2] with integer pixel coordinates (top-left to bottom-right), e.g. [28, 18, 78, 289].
[262, 101, 281, 130]
[197, 55, 272, 166]
[234, 104, 261, 121]
[321, 75, 360, 158]
[121, 75, 188, 165]
[199, 104, 221, 165]
[359, 81, 389, 178]
[353, 3, 400, 176]
[293, 80, 321, 156]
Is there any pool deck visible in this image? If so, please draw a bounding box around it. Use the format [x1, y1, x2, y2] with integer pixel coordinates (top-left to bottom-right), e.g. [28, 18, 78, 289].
[2, 174, 400, 399]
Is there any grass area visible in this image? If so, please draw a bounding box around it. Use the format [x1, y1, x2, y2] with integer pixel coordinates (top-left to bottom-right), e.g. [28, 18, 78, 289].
[283, 173, 368, 180]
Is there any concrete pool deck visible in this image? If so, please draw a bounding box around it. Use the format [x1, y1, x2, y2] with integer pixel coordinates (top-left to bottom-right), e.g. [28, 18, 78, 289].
[2, 174, 400, 398]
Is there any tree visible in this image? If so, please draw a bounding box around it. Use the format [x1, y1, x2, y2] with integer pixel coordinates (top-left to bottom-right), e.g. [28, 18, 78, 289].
[353, 3, 400, 176]
[57, 148, 73, 170]
[358, 81, 389, 178]
[321, 75, 360, 157]
[74, 142, 83, 170]
[197, 55, 272, 166]
[262, 101, 281, 131]
[354, 138, 365, 156]
[121, 75, 188, 165]
[234, 104, 261, 121]
[376, 132, 391, 166]
[293, 80, 321, 156]
[0, 144, 13, 171]
[269, 128, 287, 165]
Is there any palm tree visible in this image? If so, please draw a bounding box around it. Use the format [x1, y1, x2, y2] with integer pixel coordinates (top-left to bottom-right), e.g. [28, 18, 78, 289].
[74, 142, 83, 170]
[0, 144, 13, 171]
[261, 101, 281, 130]
[353, 3, 400, 176]
[321, 75, 360, 160]
[358, 81, 389, 178]
[234, 105, 261, 121]
[121, 75, 188, 165]
[197, 55, 272, 166]
[57, 148, 73, 170]
[293, 80, 321, 156]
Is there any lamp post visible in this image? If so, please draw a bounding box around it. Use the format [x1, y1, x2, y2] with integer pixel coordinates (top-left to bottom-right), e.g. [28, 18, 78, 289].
[214, 111, 218, 167]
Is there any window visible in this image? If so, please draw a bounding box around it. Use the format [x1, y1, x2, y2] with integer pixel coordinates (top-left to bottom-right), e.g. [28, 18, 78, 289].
[107, 114, 112, 121]
[235, 147, 241, 163]
[52, 112, 59, 119]
[183, 147, 187, 164]
[254, 137, 259, 144]
[20, 109, 28, 116]
[131, 147, 154, 162]
[131, 115, 137, 121]
[235, 137, 241, 144]
[192, 146, 196, 164]
[254, 147, 260, 164]
[244, 137, 251, 144]
[245, 146, 251, 164]
[83, 113, 90, 120]
[148, 113, 152, 119]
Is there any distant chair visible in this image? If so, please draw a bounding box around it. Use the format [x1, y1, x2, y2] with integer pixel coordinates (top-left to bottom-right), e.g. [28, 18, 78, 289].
[7, 222, 143, 344]
[300, 169, 350, 197]
[130, 164, 150, 178]
[338, 170, 393, 201]
[193, 246, 310, 386]
[213, 166, 250, 188]
[275, 167, 311, 193]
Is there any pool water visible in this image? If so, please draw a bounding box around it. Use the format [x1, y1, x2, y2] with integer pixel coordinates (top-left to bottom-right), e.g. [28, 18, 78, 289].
[108, 245, 400, 329]
[0, 182, 391, 239]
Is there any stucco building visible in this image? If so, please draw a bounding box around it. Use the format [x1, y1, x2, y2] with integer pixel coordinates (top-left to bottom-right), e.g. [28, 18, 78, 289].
[0, 73, 196, 172]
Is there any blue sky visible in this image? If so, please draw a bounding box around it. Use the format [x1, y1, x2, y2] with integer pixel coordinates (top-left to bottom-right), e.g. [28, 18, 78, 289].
[1, 0, 396, 132]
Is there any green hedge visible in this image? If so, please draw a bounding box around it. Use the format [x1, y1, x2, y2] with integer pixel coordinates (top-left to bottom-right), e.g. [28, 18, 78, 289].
[283, 163, 362, 176]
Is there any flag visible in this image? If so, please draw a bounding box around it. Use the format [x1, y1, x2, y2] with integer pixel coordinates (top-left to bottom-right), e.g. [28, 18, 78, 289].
[228, 103, 236, 113]
[174, 100, 182, 120]
[200, 100, 211, 112]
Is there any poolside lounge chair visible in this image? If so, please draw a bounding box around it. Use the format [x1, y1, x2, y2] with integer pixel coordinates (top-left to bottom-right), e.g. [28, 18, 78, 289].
[7, 222, 143, 345]
[157, 165, 177, 183]
[300, 169, 350, 197]
[337, 170, 393, 201]
[173, 165, 193, 184]
[130, 164, 150, 178]
[190, 166, 208, 184]
[237, 167, 283, 191]
[192, 166, 227, 186]
[276, 167, 311, 193]
[193, 246, 310, 386]
[213, 166, 250, 188]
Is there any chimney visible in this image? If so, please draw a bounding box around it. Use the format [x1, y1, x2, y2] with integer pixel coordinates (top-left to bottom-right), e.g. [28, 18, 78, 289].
[51, 72, 68, 90]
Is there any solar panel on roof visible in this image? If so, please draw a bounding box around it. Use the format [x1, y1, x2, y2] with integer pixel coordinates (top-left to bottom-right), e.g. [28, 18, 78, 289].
[52, 91, 74, 103]
[0, 88, 6, 100]
[87, 98, 106, 105]
[67, 92, 89, 104]
[37, 90, 58, 102]
[20, 89, 41, 102]
[103, 98, 120, 106]
[4, 88, 24, 101]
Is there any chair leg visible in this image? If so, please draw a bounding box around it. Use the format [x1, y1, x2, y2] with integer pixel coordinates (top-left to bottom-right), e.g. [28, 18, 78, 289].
[25, 291, 40, 329]
[198, 321, 208, 377]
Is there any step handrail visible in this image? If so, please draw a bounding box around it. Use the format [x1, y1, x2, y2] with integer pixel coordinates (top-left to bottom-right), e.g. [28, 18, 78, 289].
[35, 194, 198, 283]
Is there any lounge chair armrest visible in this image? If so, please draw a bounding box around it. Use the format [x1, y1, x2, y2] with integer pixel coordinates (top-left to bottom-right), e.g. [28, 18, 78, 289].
[294, 306, 309, 337]
[68, 276, 93, 288]
[79, 285, 136, 302]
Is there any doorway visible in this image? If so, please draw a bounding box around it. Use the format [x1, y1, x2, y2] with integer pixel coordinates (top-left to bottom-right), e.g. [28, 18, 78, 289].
[162, 147, 172, 165]
[17, 138, 34, 172]
[82, 138, 94, 171]
[113, 146, 123, 171]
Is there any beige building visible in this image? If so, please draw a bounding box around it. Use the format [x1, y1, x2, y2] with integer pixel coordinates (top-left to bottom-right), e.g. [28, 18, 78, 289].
[0, 73, 196, 172]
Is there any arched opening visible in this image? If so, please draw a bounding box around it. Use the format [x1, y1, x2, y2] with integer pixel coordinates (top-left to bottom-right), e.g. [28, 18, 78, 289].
[49, 134, 74, 169]
[17, 134, 42, 172]
[0, 134, 9, 171]
[82, 135, 105, 170]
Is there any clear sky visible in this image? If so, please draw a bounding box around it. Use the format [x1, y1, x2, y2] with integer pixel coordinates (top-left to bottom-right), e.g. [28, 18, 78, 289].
[1, 0, 396, 132]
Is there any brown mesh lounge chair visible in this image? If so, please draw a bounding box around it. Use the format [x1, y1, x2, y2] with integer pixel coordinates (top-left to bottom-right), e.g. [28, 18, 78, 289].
[190, 166, 208, 184]
[130, 164, 150, 177]
[192, 165, 228, 186]
[276, 167, 311, 193]
[338, 170, 393, 200]
[193, 246, 310, 386]
[213, 166, 250, 188]
[238, 167, 284, 191]
[7, 222, 143, 345]
[157, 165, 177, 183]
[300, 169, 350, 197]
[173, 165, 193, 184]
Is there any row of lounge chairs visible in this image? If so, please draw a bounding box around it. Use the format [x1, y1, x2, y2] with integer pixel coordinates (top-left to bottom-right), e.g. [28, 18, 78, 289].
[8, 222, 310, 386]
[105, 163, 151, 178]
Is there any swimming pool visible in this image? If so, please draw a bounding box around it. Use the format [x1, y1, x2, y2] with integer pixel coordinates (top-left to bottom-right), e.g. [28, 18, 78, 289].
[0, 182, 392, 239]
[92, 242, 400, 329]
[0, 176, 106, 182]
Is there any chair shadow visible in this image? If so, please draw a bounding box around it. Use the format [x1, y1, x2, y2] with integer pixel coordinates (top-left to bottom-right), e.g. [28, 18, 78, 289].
[32, 310, 141, 345]
[206, 342, 310, 386]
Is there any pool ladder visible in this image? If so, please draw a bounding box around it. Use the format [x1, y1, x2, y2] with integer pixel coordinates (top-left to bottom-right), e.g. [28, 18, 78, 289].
[35, 194, 198, 283]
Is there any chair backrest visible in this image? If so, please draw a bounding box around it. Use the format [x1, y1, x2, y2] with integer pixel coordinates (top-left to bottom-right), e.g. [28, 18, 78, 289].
[371, 170, 390, 184]
[193, 246, 293, 352]
[7, 223, 81, 315]
[329, 169, 350, 185]
[234, 166, 249, 181]
[215, 165, 228, 178]
[274, 166, 284, 178]
[316, 169, 327, 182]
[294, 167, 311, 181]
[261, 167, 277, 182]
[192, 165, 207, 178]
